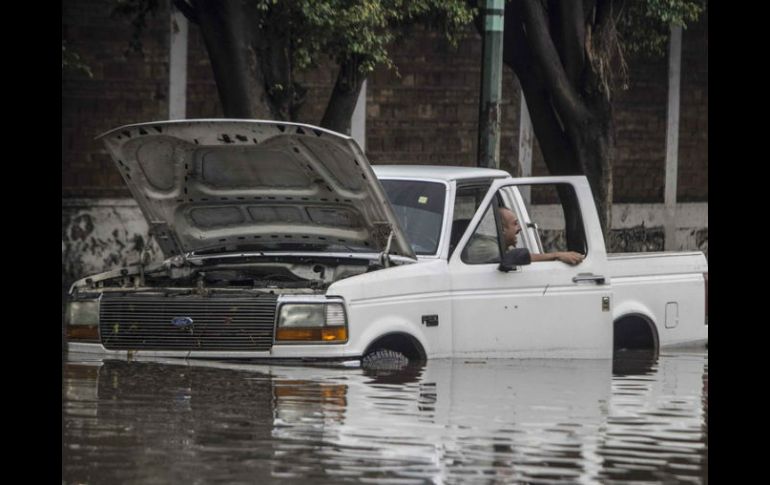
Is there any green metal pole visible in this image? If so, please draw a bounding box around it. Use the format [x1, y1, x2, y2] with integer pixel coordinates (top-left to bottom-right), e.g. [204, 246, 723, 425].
[477, 0, 505, 169]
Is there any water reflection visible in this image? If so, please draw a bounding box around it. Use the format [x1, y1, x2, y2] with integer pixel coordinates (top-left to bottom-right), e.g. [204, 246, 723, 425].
[63, 351, 707, 484]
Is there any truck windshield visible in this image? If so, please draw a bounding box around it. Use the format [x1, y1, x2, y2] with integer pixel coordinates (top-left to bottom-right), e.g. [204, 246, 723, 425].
[380, 180, 446, 255]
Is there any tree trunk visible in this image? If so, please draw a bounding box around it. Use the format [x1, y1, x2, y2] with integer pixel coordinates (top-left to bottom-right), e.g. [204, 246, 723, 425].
[254, 2, 306, 121]
[188, 0, 272, 119]
[499, 0, 615, 246]
[179, 1, 308, 121]
[320, 57, 366, 135]
[574, 98, 614, 243]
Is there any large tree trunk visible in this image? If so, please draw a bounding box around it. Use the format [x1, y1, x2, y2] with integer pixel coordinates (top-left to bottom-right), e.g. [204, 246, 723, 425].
[185, 0, 273, 118]
[320, 57, 366, 135]
[178, 0, 307, 121]
[574, 96, 614, 241]
[500, 0, 615, 244]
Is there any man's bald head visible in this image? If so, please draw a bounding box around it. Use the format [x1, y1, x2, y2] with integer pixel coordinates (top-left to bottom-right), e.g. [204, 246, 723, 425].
[498, 207, 521, 248]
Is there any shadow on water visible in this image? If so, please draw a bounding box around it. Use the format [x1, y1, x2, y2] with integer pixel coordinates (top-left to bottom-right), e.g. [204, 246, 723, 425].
[613, 348, 659, 376]
[63, 350, 707, 484]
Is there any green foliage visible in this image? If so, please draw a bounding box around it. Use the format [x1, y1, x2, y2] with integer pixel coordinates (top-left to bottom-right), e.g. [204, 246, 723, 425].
[271, 0, 475, 75]
[618, 0, 706, 58]
[62, 41, 93, 78]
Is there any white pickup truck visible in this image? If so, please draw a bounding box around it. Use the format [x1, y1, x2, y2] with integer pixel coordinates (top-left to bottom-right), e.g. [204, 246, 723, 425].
[65, 120, 708, 365]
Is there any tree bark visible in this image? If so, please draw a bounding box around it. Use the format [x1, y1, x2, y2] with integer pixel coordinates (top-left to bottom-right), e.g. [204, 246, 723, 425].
[575, 95, 614, 242]
[253, 3, 307, 121]
[180, 1, 308, 121]
[188, 0, 272, 119]
[320, 57, 366, 135]
[504, 5, 578, 176]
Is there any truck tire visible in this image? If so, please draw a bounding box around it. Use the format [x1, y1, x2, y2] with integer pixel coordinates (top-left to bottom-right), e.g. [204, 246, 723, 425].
[361, 348, 409, 370]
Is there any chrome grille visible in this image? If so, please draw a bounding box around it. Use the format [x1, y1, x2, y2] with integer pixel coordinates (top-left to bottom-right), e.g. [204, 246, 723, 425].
[99, 293, 277, 351]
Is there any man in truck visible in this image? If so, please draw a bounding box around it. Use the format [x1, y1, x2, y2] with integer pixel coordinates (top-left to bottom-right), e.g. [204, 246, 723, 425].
[463, 207, 585, 265]
[499, 208, 585, 265]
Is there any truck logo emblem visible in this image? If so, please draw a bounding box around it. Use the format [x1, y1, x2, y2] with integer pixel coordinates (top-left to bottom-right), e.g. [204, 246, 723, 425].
[171, 317, 194, 328]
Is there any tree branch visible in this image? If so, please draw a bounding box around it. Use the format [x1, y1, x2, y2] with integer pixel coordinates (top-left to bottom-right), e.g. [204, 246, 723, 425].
[518, 0, 589, 123]
[549, 0, 586, 89]
[503, 10, 579, 175]
[192, 0, 271, 118]
[582, 0, 624, 101]
[172, 0, 199, 24]
[582, 0, 597, 23]
[320, 56, 366, 134]
[594, 0, 615, 33]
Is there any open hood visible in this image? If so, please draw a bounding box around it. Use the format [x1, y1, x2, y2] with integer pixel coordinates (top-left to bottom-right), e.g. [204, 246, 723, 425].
[98, 120, 416, 259]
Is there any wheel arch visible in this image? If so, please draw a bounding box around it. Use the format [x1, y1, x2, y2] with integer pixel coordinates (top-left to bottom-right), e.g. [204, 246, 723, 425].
[613, 312, 660, 352]
[363, 332, 427, 361]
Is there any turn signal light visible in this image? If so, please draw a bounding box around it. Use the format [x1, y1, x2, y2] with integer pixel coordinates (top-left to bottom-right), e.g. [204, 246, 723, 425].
[276, 326, 348, 342]
[66, 325, 99, 341]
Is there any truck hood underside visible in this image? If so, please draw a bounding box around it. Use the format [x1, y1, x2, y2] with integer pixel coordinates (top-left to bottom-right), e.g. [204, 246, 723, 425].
[98, 120, 415, 260]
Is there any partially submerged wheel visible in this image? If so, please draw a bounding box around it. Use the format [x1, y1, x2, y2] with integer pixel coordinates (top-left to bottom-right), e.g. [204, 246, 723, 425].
[614, 315, 659, 352]
[361, 348, 410, 371]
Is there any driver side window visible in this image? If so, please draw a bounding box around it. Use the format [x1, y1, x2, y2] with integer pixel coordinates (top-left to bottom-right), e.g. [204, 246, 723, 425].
[461, 197, 503, 264]
[458, 182, 589, 265]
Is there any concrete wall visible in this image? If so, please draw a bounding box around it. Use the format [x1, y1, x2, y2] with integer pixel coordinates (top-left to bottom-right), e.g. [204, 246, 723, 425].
[62, 199, 162, 288]
[530, 203, 708, 257]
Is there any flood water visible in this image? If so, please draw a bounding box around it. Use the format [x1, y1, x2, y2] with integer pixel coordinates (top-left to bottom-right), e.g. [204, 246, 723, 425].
[62, 350, 707, 484]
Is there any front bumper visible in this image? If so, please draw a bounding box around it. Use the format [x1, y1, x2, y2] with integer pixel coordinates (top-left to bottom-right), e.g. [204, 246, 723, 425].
[67, 341, 362, 361]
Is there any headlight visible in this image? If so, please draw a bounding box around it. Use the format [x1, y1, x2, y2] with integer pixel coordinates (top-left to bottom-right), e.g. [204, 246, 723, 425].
[276, 302, 348, 343]
[65, 299, 100, 341]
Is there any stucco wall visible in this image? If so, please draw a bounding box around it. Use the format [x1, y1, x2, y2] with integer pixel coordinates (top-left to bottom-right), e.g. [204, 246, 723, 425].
[62, 199, 162, 288]
[530, 203, 708, 257]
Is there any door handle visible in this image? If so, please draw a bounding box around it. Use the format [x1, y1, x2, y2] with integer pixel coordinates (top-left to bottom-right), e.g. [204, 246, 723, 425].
[572, 273, 606, 284]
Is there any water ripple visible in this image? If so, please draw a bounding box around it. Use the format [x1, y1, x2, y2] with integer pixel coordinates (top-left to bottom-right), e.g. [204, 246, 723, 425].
[63, 351, 707, 484]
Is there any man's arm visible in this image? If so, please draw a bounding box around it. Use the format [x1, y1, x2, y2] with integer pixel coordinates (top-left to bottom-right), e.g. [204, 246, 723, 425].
[531, 251, 585, 265]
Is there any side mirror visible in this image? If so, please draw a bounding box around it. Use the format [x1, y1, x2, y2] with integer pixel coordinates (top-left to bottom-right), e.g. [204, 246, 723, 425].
[498, 248, 531, 272]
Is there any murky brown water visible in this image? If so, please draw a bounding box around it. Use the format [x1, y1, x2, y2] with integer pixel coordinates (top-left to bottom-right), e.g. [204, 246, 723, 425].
[62, 350, 707, 484]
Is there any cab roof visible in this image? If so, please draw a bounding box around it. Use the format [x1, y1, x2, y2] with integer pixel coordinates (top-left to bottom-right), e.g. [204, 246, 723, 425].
[372, 165, 511, 182]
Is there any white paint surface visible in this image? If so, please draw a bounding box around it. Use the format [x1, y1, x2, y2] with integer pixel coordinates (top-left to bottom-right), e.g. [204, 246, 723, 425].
[664, 25, 683, 250]
[169, 5, 188, 120]
[517, 91, 533, 204]
[351, 80, 366, 150]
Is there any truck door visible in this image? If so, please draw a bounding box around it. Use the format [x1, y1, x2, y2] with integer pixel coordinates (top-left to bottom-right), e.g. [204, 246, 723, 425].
[448, 178, 613, 358]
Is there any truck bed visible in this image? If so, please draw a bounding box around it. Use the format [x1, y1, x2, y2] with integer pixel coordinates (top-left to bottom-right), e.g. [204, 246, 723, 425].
[607, 251, 707, 279]
[607, 251, 707, 348]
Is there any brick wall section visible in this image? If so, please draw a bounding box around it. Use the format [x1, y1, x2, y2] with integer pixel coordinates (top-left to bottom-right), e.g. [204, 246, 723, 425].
[611, 52, 668, 203]
[677, 10, 708, 202]
[185, 26, 222, 119]
[366, 28, 523, 177]
[63, 0, 170, 198]
[608, 11, 708, 203]
[62, 3, 707, 203]
[364, 17, 708, 205]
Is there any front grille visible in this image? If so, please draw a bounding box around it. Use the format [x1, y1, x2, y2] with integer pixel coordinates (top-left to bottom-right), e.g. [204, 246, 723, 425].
[99, 293, 278, 351]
